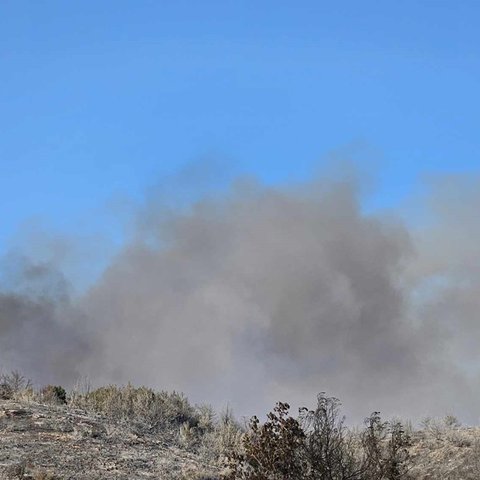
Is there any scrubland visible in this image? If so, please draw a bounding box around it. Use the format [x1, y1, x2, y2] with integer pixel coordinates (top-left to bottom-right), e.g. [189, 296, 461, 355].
[0, 370, 479, 479]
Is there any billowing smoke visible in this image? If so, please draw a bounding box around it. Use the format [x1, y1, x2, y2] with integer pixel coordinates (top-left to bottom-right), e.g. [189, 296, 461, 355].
[0, 255, 91, 385]
[1, 173, 479, 423]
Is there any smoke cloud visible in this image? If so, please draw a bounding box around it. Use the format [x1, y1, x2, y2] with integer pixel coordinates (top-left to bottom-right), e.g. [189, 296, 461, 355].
[1, 173, 479, 423]
[0, 255, 91, 385]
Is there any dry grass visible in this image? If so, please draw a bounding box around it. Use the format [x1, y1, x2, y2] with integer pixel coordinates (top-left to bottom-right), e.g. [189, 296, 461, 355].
[4, 370, 480, 479]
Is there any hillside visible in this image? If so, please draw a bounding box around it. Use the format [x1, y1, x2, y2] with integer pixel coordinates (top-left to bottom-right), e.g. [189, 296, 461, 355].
[0, 398, 222, 480]
[2, 385, 480, 479]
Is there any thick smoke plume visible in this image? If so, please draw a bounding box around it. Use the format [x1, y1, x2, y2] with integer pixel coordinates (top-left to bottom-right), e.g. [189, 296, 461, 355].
[0, 255, 91, 386]
[1, 174, 479, 423]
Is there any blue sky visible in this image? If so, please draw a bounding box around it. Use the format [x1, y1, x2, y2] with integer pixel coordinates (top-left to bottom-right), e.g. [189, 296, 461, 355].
[1, 1, 479, 254]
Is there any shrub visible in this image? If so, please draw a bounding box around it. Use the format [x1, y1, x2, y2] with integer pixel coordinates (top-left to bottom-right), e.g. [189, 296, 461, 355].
[78, 384, 199, 435]
[0, 371, 32, 400]
[362, 413, 411, 480]
[180, 421, 197, 447]
[0, 382, 13, 400]
[196, 404, 217, 434]
[40, 385, 67, 405]
[226, 402, 305, 480]
[444, 414, 461, 429]
[299, 393, 364, 479]
[226, 394, 412, 480]
[199, 407, 244, 462]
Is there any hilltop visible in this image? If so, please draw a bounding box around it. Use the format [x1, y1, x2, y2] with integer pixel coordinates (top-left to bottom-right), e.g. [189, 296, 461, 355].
[1, 374, 480, 479]
[0, 398, 225, 480]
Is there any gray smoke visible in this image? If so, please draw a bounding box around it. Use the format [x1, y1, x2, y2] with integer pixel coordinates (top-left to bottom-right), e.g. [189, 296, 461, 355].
[0, 255, 92, 385]
[1, 174, 479, 423]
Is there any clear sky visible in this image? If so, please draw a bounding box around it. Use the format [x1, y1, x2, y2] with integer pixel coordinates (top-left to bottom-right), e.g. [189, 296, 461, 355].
[1, 1, 480, 253]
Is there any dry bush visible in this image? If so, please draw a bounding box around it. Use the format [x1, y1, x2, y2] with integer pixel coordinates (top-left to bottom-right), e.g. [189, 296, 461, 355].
[199, 408, 244, 462]
[361, 413, 411, 480]
[196, 404, 217, 434]
[76, 384, 199, 435]
[180, 421, 198, 447]
[40, 385, 67, 405]
[226, 394, 412, 480]
[299, 394, 365, 479]
[420, 414, 463, 446]
[226, 401, 306, 480]
[0, 370, 32, 400]
[67, 375, 91, 408]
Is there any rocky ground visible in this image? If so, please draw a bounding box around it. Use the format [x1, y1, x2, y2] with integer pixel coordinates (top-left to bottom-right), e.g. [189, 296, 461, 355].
[3, 397, 480, 479]
[0, 400, 220, 480]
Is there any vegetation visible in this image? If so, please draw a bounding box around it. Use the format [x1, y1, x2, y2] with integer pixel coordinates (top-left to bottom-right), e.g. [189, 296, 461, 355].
[40, 385, 67, 405]
[226, 394, 411, 480]
[3, 369, 480, 479]
[0, 370, 32, 400]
